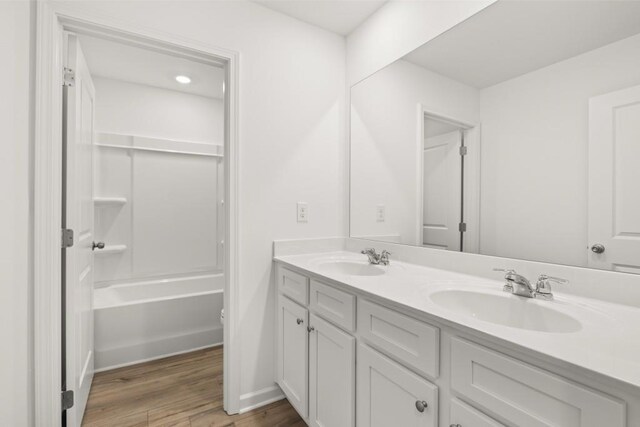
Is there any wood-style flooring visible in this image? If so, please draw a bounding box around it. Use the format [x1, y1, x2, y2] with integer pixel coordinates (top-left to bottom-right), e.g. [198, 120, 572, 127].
[82, 346, 304, 427]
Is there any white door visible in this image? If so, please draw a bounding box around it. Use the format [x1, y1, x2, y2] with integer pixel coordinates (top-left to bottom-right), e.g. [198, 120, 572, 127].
[356, 344, 438, 427]
[276, 295, 309, 419]
[64, 33, 96, 426]
[588, 85, 640, 273]
[309, 314, 355, 427]
[422, 130, 462, 250]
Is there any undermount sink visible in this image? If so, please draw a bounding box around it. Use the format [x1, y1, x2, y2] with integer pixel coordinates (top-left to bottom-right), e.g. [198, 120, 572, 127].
[430, 289, 582, 333]
[317, 260, 385, 277]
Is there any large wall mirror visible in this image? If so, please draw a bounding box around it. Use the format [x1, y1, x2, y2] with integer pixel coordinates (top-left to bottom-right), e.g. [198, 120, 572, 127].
[350, 1, 640, 273]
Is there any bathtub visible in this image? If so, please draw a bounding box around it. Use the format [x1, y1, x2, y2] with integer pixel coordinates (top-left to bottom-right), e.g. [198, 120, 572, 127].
[94, 273, 223, 371]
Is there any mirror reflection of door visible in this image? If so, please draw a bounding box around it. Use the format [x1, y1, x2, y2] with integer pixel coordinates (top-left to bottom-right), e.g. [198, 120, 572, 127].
[421, 116, 467, 251]
[588, 84, 640, 273]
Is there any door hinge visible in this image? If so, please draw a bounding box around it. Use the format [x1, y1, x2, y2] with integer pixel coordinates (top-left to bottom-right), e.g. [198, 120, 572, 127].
[61, 228, 74, 248]
[63, 67, 75, 87]
[459, 146, 467, 156]
[61, 390, 74, 411]
[458, 222, 467, 233]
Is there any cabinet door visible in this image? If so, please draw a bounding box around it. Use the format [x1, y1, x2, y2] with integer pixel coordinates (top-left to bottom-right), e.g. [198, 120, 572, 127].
[309, 314, 355, 427]
[276, 295, 309, 419]
[450, 398, 504, 427]
[357, 343, 438, 427]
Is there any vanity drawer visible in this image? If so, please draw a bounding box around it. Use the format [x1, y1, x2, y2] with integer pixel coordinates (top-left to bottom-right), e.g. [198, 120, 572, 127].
[450, 338, 625, 427]
[450, 398, 504, 427]
[309, 279, 356, 331]
[277, 266, 309, 305]
[357, 299, 439, 379]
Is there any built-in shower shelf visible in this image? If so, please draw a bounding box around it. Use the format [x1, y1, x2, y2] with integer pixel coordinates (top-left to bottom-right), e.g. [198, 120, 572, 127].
[94, 197, 127, 206]
[95, 244, 127, 255]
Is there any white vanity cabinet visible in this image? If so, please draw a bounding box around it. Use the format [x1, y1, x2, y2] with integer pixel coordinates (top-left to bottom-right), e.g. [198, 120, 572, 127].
[276, 266, 356, 426]
[450, 338, 626, 427]
[275, 262, 630, 427]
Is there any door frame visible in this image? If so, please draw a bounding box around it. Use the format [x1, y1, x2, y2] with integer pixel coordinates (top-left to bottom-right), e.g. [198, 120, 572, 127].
[34, 2, 241, 424]
[416, 105, 481, 252]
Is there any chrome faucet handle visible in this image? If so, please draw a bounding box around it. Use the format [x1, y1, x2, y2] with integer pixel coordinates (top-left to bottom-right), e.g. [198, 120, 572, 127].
[379, 250, 391, 265]
[535, 274, 569, 301]
[494, 268, 533, 295]
[361, 248, 380, 264]
[493, 268, 517, 291]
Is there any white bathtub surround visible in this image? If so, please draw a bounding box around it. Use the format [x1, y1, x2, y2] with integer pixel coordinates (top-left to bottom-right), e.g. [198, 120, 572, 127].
[89, 50, 226, 373]
[274, 238, 640, 425]
[94, 273, 223, 371]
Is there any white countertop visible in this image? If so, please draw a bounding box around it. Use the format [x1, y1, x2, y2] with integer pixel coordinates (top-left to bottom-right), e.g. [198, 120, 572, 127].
[274, 250, 640, 391]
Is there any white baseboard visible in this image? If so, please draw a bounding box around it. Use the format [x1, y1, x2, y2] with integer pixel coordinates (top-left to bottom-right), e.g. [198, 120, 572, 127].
[238, 385, 285, 414]
[94, 342, 222, 373]
[95, 327, 223, 371]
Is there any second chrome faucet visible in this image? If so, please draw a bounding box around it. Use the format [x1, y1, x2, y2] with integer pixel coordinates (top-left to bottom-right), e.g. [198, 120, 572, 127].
[494, 268, 568, 301]
[361, 248, 391, 265]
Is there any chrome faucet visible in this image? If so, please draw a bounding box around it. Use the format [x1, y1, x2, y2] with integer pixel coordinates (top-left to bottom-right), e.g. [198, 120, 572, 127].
[361, 248, 391, 265]
[494, 269, 569, 300]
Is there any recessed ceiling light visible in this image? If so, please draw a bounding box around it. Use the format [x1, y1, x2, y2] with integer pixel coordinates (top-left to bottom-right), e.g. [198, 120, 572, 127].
[175, 75, 191, 84]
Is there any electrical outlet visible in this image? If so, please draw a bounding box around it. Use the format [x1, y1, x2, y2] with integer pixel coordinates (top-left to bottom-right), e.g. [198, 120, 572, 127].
[376, 205, 385, 222]
[297, 202, 309, 223]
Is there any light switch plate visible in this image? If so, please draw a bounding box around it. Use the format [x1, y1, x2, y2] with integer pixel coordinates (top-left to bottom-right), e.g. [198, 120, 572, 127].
[376, 205, 385, 222]
[297, 202, 309, 223]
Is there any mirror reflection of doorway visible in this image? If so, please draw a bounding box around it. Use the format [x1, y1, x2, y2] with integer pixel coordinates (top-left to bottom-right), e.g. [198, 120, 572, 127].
[421, 114, 473, 252]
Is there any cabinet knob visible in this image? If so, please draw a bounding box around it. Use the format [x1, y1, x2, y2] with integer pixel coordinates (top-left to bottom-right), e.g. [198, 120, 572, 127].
[450, 424, 462, 427]
[591, 243, 605, 254]
[296, 318, 303, 325]
[415, 400, 428, 413]
[307, 326, 315, 333]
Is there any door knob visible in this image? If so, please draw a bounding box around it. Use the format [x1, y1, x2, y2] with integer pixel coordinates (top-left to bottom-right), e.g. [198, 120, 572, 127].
[415, 400, 428, 412]
[591, 243, 605, 254]
[92, 241, 105, 251]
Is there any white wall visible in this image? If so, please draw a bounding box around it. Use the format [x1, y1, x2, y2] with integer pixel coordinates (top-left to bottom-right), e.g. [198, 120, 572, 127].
[350, 59, 478, 244]
[479, 32, 640, 267]
[0, 2, 33, 425]
[50, 0, 347, 407]
[93, 77, 224, 143]
[346, 0, 494, 85]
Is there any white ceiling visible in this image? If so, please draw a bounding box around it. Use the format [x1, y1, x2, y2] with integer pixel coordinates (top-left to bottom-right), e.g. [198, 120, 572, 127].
[77, 34, 225, 99]
[404, 1, 640, 89]
[254, 0, 387, 35]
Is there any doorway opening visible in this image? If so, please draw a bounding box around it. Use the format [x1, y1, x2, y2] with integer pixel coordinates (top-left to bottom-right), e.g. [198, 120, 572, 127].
[62, 31, 227, 425]
[418, 109, 480, 253]
[34, 7, 240, 426]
